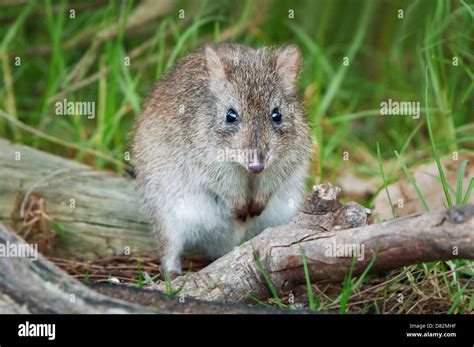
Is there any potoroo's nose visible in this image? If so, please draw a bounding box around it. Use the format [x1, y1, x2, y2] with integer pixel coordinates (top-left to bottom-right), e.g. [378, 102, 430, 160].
[247, 155, 264, 174]
[247, 125, 265, 174]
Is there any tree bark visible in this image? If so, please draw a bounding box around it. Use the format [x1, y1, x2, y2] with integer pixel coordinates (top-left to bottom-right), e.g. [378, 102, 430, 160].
[0, 223, 278, 313]
[0, 223, 160, 313]
[0, 138, 154, 260]
[163, 204, 474, 303]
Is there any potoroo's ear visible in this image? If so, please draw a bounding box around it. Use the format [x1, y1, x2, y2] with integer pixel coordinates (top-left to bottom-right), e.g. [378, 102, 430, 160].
[205, 46, 227, 94]
[275, 44, 302, 92]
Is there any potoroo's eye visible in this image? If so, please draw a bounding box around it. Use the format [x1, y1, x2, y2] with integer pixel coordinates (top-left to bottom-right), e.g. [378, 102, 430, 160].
[271, 107, 282, 123]
[226, 108, 239, 123]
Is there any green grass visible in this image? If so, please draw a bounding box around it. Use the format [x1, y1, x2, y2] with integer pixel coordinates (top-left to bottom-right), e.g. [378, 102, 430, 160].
[448, 281, 471, 314]
[82, 270, 90, 284]
[163, 268, 191, 297]
[394, 150, 429, 211]
[337, 255, 377, 313]
[136, 255, 143, 288]
[376, 141, 396, 218]
[339, 258, 358, 313]
[463, 178, 474, 205]
[0, 0, 472, 313]
[0, 0, 471, 178]
[424, 65, 453, 208]
[456, 159, 469, 205]
[253, 247, 285, 309]
[299, 244, 318, 311]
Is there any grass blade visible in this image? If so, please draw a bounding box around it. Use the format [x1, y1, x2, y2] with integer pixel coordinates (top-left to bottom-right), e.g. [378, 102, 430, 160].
[299, 244, 317, 311]
[339, 257, 357, 313]
[394, 150, 429, 211]
[456, 160, 469, 205]
[463, 178, 473, 205]
[424, 65, 453, 207]
[253, 247, 284, 309]
[377, 142, 396, 218]
[447, 280, 470, 314]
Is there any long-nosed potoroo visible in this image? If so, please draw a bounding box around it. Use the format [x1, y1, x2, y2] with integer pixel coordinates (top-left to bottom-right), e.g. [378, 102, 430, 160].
[133, 44, 311, 277]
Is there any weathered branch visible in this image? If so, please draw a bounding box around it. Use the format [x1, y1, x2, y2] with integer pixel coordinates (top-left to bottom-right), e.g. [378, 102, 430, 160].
[0, 223, 159, 313]
[0, 223, 277, 313]
[163, 203, 474, 303]
[0, 138, 154, 260]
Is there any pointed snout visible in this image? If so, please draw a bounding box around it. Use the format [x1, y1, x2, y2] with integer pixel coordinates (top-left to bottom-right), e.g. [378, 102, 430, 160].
[246, 126, 266, 174]
[247, 160, 265, 174]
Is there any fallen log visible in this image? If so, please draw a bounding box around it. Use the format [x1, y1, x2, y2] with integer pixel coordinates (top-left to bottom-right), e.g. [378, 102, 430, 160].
[0, 138, 154, 260]
[0, 222, 160, 313]
[164, 201, 474, 303]
[0, 223, 279, 313]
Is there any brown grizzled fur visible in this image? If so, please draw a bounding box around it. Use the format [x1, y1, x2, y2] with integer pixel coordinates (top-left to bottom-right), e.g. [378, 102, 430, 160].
[133, 44, 311, 276]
